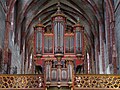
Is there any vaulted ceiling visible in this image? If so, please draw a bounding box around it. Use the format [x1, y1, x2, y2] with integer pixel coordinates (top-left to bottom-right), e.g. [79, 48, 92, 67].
[10, 0, 104, 48]
[15, 0, 103, 46]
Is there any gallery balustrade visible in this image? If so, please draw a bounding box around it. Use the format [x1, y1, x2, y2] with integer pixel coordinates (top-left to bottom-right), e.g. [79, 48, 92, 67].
[0, 74, 120, 90]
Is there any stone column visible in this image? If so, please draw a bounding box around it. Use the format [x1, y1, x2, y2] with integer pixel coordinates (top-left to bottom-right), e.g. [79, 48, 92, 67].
[99, 23, 104, 74]
[3, 18, 11, 73]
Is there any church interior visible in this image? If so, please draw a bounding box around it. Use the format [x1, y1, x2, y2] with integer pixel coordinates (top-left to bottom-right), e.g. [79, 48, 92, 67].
[0, 0, 120, 90]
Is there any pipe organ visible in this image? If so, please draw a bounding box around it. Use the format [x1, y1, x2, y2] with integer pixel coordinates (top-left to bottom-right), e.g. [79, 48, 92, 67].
[33, 2, 85, 87]
[73, 23, 84, 56]
[34, 23, 44, 57]
[52, 15, 65, 54]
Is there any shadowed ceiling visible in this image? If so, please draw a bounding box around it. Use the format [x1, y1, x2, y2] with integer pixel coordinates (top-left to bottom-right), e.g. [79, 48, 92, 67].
[15, 0, 104, 47]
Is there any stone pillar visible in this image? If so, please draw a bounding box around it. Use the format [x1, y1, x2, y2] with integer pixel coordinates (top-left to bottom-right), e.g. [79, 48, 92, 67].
[3, 18, 11, 73]
[99, 23, 105, 74]
[91, 48, 95, 74]
[111, 21, 117, 74]
[4, 20, 11, 64]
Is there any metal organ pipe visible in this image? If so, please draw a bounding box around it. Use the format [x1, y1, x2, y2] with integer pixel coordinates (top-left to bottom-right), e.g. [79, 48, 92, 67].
[34, 23, 44, 55]
[53, 20, 64, 53]
[36, 31, 42, 54]
[68, 63, 72, 81]
[73, 24, 84, 55]
[46, 62, 51, 81]
[51, 3, 66, 54]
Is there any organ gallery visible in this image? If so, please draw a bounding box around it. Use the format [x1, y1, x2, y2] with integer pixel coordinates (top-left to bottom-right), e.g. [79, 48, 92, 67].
[0, 0, 119, 90]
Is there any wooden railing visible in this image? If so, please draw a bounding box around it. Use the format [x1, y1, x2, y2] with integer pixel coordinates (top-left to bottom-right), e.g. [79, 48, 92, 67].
[0, 74, 120, 90]
[0, 74, 44, 89]
[74, 74, 120, 89]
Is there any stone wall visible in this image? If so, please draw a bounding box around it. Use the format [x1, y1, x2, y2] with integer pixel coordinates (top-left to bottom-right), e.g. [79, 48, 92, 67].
[114, 1, 120, 74]
[0, 3, 5, 48]
[9, 41, 22, 74]
[8, 8, 22, 74]
[0, 1, 5, 74]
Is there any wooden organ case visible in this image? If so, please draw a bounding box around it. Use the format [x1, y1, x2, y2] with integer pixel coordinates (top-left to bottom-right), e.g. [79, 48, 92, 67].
[33, 2, 85, 89]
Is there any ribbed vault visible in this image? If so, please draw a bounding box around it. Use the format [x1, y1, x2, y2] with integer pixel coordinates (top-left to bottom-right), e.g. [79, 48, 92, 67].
[14, 0, 103, 49]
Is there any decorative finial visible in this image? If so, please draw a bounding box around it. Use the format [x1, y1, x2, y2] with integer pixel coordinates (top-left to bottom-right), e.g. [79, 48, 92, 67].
[39, 18, 41, 21]
[35, 18, 44, 27]
[77, 17, 80, 23]
[57, 1, 61, 12]
[51, 0, 65, 17]
[38, 18, 42, 24]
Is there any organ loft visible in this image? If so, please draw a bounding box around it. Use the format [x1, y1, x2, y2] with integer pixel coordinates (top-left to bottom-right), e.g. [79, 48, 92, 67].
[33, 2, 85, 88]
[0, 0, 120, 90]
